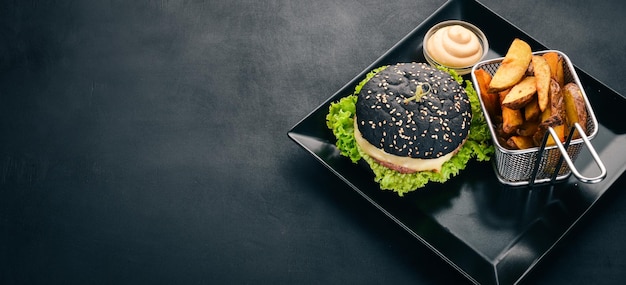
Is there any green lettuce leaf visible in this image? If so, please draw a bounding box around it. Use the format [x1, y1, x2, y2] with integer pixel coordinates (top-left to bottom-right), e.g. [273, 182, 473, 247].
[326, 65, 494, 196]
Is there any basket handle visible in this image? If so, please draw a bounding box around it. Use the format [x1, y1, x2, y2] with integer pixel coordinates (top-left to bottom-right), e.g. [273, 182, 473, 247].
[547, 123, 607, 184]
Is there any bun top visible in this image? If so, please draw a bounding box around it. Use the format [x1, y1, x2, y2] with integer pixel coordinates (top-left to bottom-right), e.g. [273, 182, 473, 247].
[355, 63, 471, 159]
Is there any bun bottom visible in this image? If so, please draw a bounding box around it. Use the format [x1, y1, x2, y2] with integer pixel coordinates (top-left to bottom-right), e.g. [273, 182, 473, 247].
[354, 117, 464, 173]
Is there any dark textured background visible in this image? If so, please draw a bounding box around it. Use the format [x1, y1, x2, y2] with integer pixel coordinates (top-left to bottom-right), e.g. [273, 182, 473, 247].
[1, 0, 625, 284]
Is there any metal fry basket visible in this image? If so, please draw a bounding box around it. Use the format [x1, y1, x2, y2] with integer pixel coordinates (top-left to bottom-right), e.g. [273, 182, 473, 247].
[471, 50, 606, 186]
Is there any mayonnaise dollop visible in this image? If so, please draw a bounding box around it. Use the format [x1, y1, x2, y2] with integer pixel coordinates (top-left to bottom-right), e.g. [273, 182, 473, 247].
[426, 25, 483, 67]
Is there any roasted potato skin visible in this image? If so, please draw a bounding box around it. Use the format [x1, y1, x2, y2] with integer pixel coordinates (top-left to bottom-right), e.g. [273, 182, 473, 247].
[548, 78, 565, 123]
[501, 76, 537, 110]
[563, 82, 588, 138]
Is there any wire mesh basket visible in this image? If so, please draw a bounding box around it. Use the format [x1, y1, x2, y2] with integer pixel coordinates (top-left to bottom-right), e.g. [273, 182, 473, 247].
[471, 50, 606, 186]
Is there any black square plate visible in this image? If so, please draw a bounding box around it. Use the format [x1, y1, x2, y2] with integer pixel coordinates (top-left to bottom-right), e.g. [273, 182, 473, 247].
[288, 0, 626, 284]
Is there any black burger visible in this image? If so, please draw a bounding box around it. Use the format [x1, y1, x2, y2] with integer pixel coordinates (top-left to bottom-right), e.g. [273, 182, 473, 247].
[354, 62, 472, 173]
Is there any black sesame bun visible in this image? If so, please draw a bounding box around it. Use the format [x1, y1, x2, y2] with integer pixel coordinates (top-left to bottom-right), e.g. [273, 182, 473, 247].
[354, 62, 472, 173]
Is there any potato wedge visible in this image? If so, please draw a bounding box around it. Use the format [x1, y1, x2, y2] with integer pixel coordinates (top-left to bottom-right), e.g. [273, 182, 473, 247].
[542, 52, 564, 87]
[542, 52, 559, 76]
[507, 136, 535, 150]
[517, 118, 540, 137]
[473, 68, 500, 117]
[532, 55, 551, 112]
[502, 76, 537, 110]
[502, 107, 523, 134]
[488, 38, 533, 93]
[545, 124, 566, 146]
[555, 59, 564, 87]
[499, 90, 523, 134]
[524, 97, 541, 121]
[563, 82, 588, 138]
